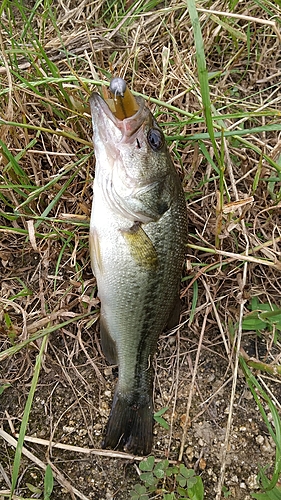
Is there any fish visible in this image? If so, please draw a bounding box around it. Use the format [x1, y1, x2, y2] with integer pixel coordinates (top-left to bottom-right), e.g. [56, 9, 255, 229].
[89, 77, 187, 455]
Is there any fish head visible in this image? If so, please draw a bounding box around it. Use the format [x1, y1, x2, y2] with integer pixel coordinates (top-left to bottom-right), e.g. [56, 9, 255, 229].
[89, 90, 147, 160]
[90, 81, 177, 222]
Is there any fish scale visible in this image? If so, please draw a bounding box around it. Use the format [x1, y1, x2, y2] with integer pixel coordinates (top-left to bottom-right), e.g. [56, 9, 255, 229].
[89, 78, 187, 455]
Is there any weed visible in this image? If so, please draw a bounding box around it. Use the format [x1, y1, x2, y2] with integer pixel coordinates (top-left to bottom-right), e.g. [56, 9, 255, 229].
[154, 407, 170, 431]
[242, 298, 281, 337]
[0, 0, 281, 498]
[130, 456, 204, 500]
[44, 464, 54, 500]
[240, 359, 281, 499]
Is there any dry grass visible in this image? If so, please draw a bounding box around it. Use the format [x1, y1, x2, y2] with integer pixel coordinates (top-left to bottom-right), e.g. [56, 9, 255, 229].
[1, 1, 281, 499]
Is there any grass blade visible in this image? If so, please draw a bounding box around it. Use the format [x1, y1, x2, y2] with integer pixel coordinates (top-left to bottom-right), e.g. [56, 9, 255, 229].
[240, 358, 281, 493]
[186, 0, 220, 165]
[44, 464, 54, 500]
[10, 333, 49, 496]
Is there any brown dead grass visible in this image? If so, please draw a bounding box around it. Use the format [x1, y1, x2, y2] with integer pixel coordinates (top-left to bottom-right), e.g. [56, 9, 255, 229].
[1, 1, 281, 499]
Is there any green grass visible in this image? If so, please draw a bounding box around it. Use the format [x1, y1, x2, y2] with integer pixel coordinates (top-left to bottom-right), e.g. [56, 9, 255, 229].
[241, 358, 281, 499]
[0, 0, 281, 499]
[10, 334, 49, 497]
[130, 456, 204, 499]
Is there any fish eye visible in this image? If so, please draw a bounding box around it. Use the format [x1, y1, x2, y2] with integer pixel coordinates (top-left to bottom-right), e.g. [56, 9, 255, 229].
[147, 128, 164, 151]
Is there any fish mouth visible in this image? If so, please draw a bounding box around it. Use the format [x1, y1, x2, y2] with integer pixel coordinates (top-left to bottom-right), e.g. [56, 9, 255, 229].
[89, 78, 147, 140]
[102, 77, 140, 120]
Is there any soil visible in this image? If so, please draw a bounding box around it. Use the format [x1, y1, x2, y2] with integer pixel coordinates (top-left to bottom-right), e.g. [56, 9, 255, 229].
[1, 1, 281, 499]
[0, 253, 279, 500]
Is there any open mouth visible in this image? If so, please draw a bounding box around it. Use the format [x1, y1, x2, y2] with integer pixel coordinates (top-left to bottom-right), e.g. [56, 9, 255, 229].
[101, 77, 139, 120]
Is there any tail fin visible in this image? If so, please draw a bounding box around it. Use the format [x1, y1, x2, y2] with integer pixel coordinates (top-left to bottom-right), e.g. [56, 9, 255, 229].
[102, 389, 154, 455]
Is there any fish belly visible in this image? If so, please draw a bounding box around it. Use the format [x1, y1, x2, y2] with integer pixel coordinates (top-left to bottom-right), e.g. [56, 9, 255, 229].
[90, 182, 185, 454]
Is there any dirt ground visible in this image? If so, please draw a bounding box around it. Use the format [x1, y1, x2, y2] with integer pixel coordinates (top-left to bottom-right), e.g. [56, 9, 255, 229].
[1, 1, 281, 499]
[0, 248, 279, 499]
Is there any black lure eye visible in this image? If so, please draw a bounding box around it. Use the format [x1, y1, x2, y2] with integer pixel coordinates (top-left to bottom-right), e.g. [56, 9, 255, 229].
[147, 128, 164, 151]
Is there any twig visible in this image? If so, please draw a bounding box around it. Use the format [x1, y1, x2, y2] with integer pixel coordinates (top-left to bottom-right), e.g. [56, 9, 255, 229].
[0, 429, 89, 500]
[215, 145, 250, 498]
[178, 306, 209, 462]
[202, 279, 231, 359]
[215, 277, 247, 499]
[187, 243, 281, 271]
[1, 431, 141, 461]
[197, 8, 281, 42]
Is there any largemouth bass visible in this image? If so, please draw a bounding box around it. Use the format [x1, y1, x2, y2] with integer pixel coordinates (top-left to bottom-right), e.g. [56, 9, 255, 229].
[89, 77, 187, 455]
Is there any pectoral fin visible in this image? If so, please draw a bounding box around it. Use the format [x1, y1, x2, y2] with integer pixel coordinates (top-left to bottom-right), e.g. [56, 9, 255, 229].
[89, 228, 102, 276]
[121, 223, 158, 270]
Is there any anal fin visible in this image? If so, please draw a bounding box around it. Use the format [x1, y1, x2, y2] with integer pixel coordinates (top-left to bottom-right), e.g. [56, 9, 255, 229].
[100, 316, 118, 365]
